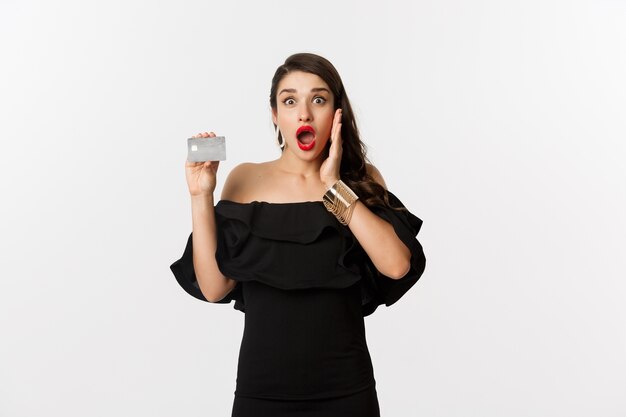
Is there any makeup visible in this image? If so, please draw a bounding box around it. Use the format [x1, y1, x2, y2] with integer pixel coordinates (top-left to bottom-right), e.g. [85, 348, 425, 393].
[296, 125, 316, 151]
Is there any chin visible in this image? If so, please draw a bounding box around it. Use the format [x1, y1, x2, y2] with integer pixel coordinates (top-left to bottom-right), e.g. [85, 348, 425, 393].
[289, 146, 319, 160]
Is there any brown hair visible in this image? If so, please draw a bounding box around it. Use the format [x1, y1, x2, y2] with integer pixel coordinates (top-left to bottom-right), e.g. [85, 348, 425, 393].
[269, 52, 404, 212]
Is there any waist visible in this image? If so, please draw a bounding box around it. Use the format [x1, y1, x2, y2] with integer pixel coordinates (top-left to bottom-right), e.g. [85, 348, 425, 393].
[235, 281, 375, 399]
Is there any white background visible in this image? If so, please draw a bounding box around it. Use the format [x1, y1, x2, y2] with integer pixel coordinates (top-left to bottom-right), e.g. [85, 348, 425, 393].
[1, 0, 625, 416]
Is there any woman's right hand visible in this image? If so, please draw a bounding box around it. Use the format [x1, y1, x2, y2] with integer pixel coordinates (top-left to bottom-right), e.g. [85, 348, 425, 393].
[185, 131, 220, 197]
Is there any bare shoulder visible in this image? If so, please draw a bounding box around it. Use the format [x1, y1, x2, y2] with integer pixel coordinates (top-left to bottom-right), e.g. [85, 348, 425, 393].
[220, 162, 257, 202]
[365, 162, 388, 190]
[221, 162, 268, 203]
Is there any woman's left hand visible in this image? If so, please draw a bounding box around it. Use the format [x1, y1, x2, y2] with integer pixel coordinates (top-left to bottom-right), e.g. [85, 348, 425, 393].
[320, 108, 343, 189]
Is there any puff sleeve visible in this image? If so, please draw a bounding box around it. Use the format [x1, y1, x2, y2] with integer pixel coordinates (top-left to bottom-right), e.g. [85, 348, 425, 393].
[169, 232, 245, 312]
[169, 191, 426, 317]
[358, 190, 427, 316]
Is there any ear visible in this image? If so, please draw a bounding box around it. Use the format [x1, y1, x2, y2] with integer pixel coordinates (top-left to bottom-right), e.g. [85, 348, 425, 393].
[271, 107, 277, 125]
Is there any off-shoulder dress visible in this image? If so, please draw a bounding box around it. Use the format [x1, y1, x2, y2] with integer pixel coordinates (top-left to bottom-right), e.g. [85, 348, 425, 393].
[170, 190, 426, 417]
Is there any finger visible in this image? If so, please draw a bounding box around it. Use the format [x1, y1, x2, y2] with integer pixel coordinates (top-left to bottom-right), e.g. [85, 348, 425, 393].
[333, 110, 341, 128]
[334, 110, 342, 134]
[330, 117, 339, 142]
[333, 122, 342, 144]
[336, 108, 342, 124]
[330, 126, 340, 152]
[208, 132, 216, 138]
[333, 124, 343, 154]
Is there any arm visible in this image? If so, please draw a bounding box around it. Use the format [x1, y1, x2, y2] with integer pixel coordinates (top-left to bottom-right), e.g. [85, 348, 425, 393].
[345, 164, 412, 279]
[320, 111, 411, 279]
[190, 194, 238, 302]
[190, 164, 251, 301]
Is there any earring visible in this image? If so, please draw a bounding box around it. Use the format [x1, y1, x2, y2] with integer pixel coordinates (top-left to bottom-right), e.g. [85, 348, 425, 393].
[275, 125, 285, 150]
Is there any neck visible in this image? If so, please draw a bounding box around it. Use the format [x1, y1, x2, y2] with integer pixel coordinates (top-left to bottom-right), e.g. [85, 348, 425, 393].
[275, 147, 325, 178]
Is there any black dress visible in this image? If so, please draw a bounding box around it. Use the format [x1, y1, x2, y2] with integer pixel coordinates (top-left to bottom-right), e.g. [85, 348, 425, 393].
[170, 190, 426, 417]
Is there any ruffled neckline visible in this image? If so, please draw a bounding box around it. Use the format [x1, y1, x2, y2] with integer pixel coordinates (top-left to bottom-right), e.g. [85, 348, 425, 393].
[171, 189, 426, 317]
[217, 199, 325, 206]
[214, 198, 349, 245]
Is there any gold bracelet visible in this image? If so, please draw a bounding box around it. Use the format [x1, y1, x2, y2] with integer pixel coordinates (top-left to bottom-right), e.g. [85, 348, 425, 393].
[323, 180, 359, 225]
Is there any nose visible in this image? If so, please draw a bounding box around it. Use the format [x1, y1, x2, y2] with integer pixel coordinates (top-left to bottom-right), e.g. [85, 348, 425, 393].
[298, 104, 312, 122]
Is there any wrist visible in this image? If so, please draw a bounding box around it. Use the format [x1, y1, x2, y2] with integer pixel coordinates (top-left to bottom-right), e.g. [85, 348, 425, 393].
[323, 178, 340, 191]
[190, 193, 214, 207]
[322, 180, 359, 226]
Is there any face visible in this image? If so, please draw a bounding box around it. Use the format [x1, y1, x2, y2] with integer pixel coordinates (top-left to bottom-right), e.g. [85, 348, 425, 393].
[272, 71, 335, 158]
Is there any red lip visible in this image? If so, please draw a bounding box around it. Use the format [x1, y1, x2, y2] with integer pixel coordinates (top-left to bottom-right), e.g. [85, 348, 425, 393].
[296, 125, 316, 137]
[295, 125, 316, 151]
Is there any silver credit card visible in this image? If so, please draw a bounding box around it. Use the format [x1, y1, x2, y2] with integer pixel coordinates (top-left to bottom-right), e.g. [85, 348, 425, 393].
[187, 136, 226, 162]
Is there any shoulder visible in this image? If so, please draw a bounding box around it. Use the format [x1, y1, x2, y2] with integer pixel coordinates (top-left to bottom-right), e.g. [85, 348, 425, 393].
[221, 162, 269, 202]
[365, 162, 387, 190]
[221, 162, 258, 202]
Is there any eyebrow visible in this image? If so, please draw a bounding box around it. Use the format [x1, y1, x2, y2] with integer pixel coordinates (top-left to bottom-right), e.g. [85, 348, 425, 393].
[278, 87, 331, 95]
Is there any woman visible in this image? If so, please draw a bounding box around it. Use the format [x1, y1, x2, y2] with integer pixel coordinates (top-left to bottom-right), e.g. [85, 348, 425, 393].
[170, 52, 427, 417]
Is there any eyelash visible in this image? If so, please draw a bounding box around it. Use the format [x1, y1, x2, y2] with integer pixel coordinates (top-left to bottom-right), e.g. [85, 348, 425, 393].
[282, 96, 327, 105]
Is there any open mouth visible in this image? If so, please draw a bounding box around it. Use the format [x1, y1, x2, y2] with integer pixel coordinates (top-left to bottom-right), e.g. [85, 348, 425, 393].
[296, 125, 316, 151]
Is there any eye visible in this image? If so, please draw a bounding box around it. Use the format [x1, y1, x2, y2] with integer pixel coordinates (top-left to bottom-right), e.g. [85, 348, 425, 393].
[313, 96, 326, 104]
[282, 98, 296, 105]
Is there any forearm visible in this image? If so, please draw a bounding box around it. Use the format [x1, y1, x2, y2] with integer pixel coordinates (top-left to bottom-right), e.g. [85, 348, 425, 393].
[347, 200, 412, 279]
[190, 194, 233, 301]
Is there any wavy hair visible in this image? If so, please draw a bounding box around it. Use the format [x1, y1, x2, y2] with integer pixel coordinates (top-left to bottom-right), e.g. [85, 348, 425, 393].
[269, 52, 404, 212]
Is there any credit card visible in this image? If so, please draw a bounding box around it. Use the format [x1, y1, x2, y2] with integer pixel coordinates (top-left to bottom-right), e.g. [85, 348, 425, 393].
[187, 136, 226, 162]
